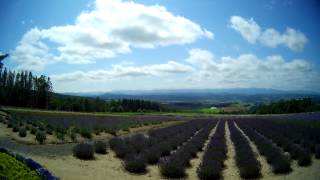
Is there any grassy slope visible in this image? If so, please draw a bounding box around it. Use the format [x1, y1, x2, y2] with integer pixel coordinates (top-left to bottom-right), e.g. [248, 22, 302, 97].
[0, 153, 40, 180]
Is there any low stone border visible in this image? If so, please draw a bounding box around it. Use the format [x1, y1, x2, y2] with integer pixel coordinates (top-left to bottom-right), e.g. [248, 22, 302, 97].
[0, 147, 59, 180]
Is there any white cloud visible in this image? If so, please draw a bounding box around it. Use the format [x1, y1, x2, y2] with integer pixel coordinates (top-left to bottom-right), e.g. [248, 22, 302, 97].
[12, 0, 213, 71]
[185, 48, 316, 90]
[230, 16, 261, 44]
[230, 16, 308, 51]
[51, 61, 194, 82]
[51, 48, 319, 92]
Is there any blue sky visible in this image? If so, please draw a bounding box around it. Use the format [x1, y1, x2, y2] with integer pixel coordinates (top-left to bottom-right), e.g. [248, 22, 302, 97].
[1, 0, 319, 92]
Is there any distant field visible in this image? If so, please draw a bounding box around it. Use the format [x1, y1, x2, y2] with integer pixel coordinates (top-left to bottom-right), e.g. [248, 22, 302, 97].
[3, 106, 210, 117]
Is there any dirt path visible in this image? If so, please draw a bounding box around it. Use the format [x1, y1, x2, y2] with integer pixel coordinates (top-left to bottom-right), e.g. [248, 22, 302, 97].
[222, 121, 240, 180]
[233, 121, 273, 178]
[186, 120, 220, 179]
[29, 151, 164, 180]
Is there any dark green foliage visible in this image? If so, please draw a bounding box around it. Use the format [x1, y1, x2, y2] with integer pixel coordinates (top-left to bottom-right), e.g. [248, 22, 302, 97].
[315, 145, 320, 159]
[80, 128, 92, 139]
[56, 133, 65, 141]
[12, 124, 20, 132]
[46, 129, 53, 135]
[109, 137, 123, 149]
[35, 131, 46, 144]
[0, 68, 52, 109]
[253, 98, 320, 114]
[7, 122, 12, 128]
[30, 127, 37, 135]
[0, 116, 4, 123]
[18, 128, 27, 137]
[94, 141, 108, 154]
[70, 132, 77, 141]
[73, 143, 94, 160]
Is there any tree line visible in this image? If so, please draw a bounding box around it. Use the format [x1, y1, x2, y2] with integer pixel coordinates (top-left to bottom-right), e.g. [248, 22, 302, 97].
[50, 95, 166, 112]
[252, 98, 320, 114]
[0, 67, 167, 112]
[0, 67, 52, 109]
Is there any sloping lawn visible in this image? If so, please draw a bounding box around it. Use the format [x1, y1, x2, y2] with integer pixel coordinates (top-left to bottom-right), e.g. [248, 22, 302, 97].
[0, 152, 40, 180]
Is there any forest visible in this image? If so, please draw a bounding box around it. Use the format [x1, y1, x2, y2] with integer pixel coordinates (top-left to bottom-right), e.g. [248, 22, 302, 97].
[0, 67, 166, 112]
[252, 98, 320, 114]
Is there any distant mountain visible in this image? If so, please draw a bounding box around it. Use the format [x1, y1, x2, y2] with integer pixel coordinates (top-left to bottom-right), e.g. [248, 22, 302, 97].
[97, 88, 319, 105]
[109, 88, 319, 95]
[63, 91, 106, 97]
[63, 88, 320, 107]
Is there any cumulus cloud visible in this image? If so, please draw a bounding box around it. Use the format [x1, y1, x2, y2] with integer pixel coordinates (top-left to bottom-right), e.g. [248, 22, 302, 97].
[51, 61, 194, 82]
[51, 48, 318, 92]
[230, 16, 261, 44]
[11, 0, 213, 71]
[230, 16, 308, 51]
[185, 49, 316, 90]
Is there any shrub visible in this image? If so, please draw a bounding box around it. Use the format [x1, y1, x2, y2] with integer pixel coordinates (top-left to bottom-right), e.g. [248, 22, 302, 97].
[56, 133, 65, 141]
[239, 164, 261, 179]
[19, 128, 27, 137]
[158, 142, 171, 157]
[109, 137, 123, 149]
[80, 128, 92, 139]
[145, 150, 160, 164]
[297, 150, 311, 166]
[70, 132, 77, 141]
[272, 156, 291, 174]
[315, 144, 320, 159]
[35, 131, 46, 144]
[46, 129, 53, 135]
[160, 160, 185, 178]
[94, 141, 108, 154]
[114, 144, 131, 159]
[7, 121, 13, 128]
[30, 127, 37, 135]
[94, 128, 102, 135]
[124, 156, 146, 174]
[0, 116, 4, 123]
[73, 143, 94, 160]
[197, 165, 221, 180]
[12, 124, 20, 132]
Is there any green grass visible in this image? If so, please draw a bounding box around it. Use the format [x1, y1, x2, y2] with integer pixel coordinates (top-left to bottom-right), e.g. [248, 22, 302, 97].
[0, 152, 40, 180]
[198, 107, 222, 114]
[2, 106, 219, 117]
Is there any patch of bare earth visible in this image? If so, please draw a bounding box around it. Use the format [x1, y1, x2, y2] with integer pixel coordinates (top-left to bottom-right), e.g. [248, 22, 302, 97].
[29, 151, 164, 180]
